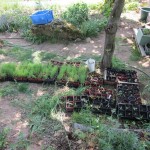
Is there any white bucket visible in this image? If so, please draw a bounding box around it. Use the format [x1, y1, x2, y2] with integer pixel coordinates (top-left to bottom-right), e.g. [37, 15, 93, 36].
[85, 58, 95, 72]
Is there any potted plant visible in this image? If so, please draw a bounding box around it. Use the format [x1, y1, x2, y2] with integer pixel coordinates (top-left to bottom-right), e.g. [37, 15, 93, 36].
[137, 28, 150, 45]
[0, 63, 16, 81]
[140, 112, 148, 120]
[78, 66, 87, 85]
[66, 96, 74, 112]
[14, 63, 29, 82]
[56, 65, 67, 86]
[140, 105, 147, 112]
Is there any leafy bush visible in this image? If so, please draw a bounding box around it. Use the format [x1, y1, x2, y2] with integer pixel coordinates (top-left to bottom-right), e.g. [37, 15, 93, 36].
[81, 18, 107, 37]
[62, 2, 89, 27]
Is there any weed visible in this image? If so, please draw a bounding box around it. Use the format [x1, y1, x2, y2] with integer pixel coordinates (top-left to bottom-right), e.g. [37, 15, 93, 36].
[112, 56, 126, 69]
[98, 128, 146, 150]
[8, 46, 33, 62]
[0, 49, 7, 55]
[10, 132, 30, 150]
[0, 128, 9, 150]
[130, 45, 141, 61]
[17, 83, 29, 93]
[72, 109, 99, 127]
[0, 84, 18, 97]
[74, 130, 86, 140]
[40, 52, 57, 61]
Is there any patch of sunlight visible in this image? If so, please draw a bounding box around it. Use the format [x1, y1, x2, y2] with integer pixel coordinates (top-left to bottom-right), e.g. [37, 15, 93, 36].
[139, 56, 150, 68]
[122, 12, 140, 22]
[36, 89, 46, 96]
[126, 38, 134, 44]
[92, 49, 99, 54]
[0, 55, 6, 60]
[32, 51, 41, 63]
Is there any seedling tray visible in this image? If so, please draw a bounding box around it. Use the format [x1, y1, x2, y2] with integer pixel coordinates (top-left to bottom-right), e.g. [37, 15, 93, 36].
[117, 103, 150, 120]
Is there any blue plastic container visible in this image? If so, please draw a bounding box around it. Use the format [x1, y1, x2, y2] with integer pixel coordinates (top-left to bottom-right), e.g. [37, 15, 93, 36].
[30, 10, 54, 25]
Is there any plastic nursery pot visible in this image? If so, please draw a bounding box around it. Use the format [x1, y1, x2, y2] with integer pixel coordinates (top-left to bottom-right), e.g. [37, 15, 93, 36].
[66, 96, 74, 101]
[44, 77, 55, 84]
[74, 96, 81, 101]
[133, 110, 140, 118]
[51, 60, 64, 66]
[68, 81, 80, 88]
[84, 81, 91, 86]
[56, 79, 67, 86]
[6, 76, 14, 81]
[145, 43, 150, 55]
[139, 7, 150, 23]
[140, 105, 147, 112]
[148, 112, 150, 120]
[14, 77, 28, 82]
[140, 112, 148, 120]
[28, 77, 44, 83]
[74, 101, 83, 111]
[125, 111, 133, 118]
[118, 104, 126, 111]
[148, 106, 150, 112]
[66, 102, 74, 112]
[126, 104, 133, 111]
[0, 77, 6, 82]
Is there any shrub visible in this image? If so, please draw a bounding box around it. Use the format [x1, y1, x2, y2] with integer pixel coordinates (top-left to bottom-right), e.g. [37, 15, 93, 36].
[62, 2, 89, 27]
[125, 2, 139, 11]
[81, 18, 107, 37]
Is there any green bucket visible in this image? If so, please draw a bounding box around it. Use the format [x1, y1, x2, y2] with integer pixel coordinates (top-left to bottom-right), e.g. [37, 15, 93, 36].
[140, 7, 150, 23]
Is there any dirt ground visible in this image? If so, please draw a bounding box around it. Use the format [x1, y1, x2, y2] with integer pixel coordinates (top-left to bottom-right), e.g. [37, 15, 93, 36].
[0, 11, 150, 150]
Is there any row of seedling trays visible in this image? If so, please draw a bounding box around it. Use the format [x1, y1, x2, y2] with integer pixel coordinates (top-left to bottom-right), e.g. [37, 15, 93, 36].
[64, 95, 116, 115]
[116, 83, 141, 104]
[56, 73, 104, 88]
[84, 87, 114, 99]
[117, 103, 150, 120]
[104, 68, 138, 85]
[51, 60, 81, 67]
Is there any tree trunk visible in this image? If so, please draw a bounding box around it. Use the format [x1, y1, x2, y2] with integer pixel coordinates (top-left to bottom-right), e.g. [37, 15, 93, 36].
[101, 0, 125, 70]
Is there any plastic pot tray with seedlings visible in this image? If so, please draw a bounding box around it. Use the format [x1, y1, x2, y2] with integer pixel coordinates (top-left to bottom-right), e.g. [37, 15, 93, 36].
[56, 64, 88, 87]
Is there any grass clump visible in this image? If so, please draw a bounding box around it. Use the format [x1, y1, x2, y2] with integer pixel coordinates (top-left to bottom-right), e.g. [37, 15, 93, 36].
[17, 83, 29, 93]
[0, 128, 9, 150]
[98, 128, 146, 150]
[40, 52, 57, 61]
[112, 56, 126, 69]
[0, 84, 18, 97]
[130, 45, 141, 61]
